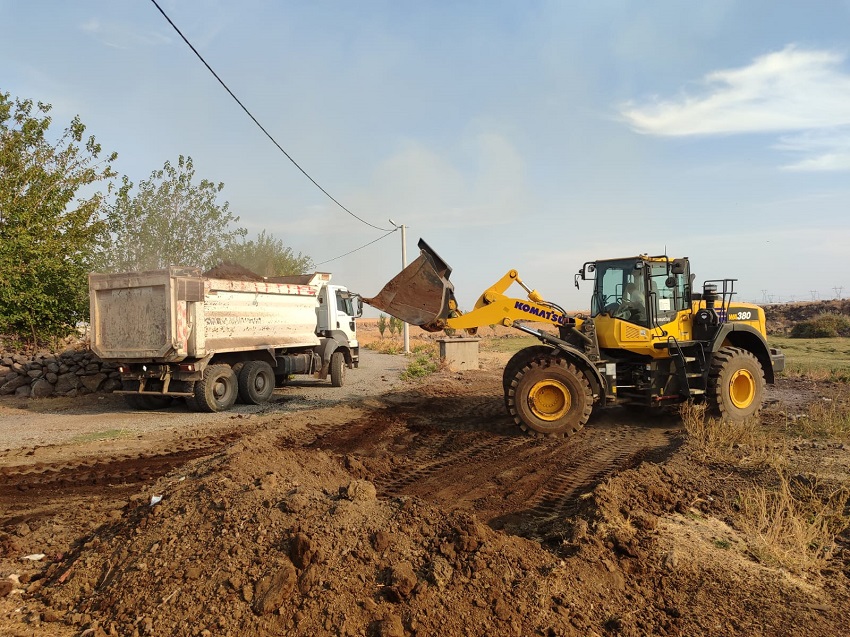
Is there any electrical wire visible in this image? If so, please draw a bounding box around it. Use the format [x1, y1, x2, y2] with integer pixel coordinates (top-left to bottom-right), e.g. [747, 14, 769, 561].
[314, 229, 397, 266]
[148, 0, 392, 233]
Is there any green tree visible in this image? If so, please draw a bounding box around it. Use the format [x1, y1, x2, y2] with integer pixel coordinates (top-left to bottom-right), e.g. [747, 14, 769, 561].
[377, 313, 388, 338]
[215, 230, 313, 277]
[0, 92, 116, 345]
[96, 155, 245, 272]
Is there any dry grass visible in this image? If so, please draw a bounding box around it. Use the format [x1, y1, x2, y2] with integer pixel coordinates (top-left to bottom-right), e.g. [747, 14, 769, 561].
[738, 470, 850, 572]
[680, 402, 777, 467]
[682, 400, 850, 572]
[791, 391, 850, 439]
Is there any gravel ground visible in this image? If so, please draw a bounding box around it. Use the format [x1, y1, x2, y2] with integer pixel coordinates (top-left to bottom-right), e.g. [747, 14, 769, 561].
[0, 349, 407, 452]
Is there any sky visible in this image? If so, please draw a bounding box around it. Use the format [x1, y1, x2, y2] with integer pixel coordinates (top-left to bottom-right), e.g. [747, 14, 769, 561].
[3, 0, 850, 314]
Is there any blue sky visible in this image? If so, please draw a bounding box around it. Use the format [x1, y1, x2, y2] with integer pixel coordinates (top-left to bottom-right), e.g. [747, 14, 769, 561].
[3, 0, 850, 312]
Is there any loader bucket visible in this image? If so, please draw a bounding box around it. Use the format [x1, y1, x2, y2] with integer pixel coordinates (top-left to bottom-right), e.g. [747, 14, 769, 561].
[363, 239, 455, 331]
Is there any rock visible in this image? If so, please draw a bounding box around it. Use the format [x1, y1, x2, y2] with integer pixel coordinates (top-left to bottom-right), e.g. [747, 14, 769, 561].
[14, 384, 31, 398]
[31, 379, 54, 398]
[428, 556, 453, 589]
[378, 614, 405, 637]
[55, 372, 80, 394]
[185, 566, 202, 580]
[0, 581, 13, 597]
[80, 373, 107, 392]
[290, 533, 317, 569]
[253, 560, 297, 615]
[16, 522, 31, 537]
[391, 561, 417, 599]
[373, 530, 394, 552]
[342, 480, 377, 502]
[27, 369, 44, 379]
[102, 378, 122, 392]
[0, 374, 29, 395]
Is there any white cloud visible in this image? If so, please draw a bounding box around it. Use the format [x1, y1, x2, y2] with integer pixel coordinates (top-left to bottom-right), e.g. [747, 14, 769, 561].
[620, 45, 850, 170]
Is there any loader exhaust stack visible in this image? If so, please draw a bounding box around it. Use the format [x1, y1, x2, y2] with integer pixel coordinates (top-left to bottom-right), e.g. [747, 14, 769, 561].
[363, 239, 456, 332]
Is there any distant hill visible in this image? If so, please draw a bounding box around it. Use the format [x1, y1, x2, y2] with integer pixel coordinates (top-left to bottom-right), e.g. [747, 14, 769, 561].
[763, 299, 850, 336]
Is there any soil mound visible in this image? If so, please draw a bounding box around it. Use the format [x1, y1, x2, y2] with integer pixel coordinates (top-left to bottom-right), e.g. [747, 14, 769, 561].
[27, 424, 848, 637]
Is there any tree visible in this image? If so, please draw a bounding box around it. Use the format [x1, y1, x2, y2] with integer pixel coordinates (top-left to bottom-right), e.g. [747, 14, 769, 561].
[96, 155, 245, 272]
[215, 230, 313, 277]
[0, 92, 116, 345]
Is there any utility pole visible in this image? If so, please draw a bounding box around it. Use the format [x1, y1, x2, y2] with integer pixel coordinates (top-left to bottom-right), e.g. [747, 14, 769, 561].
[810, 290, 818, 301]
[389, 219, 410, 354]
[834, 286, 844, 300]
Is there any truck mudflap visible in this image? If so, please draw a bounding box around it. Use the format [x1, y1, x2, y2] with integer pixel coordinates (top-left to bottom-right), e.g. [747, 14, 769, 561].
[363, 239, 456, 331]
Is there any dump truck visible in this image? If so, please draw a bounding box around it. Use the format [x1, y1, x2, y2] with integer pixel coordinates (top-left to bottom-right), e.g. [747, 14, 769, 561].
[365, 239, 784, 437]
[89, 267, 360, 412]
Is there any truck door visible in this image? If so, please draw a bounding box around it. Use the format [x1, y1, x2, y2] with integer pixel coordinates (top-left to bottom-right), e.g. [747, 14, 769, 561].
[331, 286, 358, 345]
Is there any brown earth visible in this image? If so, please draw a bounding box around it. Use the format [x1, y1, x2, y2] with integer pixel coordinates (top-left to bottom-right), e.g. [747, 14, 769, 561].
[0, 324, 848, 637]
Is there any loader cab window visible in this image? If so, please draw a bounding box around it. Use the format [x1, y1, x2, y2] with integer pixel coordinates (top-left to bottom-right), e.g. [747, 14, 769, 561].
[591, 259, 649, 326]
[649, 262, 688, 324]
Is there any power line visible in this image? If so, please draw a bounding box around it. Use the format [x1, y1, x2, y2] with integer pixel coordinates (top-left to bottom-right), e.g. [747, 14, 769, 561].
[314, 229, 397, 266]
[148, 0, 391, 233]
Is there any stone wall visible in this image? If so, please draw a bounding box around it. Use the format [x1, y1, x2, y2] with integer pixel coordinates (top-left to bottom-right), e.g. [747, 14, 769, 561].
[0, 350, 122, 398]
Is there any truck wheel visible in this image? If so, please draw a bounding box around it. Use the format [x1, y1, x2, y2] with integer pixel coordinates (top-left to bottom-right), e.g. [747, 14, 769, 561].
[238, 361, 275, 405]
[506, 355, 592, 437]
[330, 351, 346, 387]
[193, 364, 238, 412]
[707, 346, 764, 421]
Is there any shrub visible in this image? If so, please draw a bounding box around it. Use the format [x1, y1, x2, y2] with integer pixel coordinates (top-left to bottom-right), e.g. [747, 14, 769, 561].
[790, 312, 850, 338]
[377, 314, 387, 338]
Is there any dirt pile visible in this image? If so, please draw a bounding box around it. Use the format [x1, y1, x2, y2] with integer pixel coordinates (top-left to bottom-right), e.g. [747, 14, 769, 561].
[8, 423, 844, 637]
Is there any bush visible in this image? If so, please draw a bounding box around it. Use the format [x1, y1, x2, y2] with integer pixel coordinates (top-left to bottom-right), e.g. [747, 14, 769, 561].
[790, 312, 850, 338]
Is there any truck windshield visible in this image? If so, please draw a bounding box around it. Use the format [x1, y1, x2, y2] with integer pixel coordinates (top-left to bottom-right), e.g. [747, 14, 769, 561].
[336, 291, 354, 316]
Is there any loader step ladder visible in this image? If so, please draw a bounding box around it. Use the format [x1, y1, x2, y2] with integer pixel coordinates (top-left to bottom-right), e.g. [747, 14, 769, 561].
[661, 337, 707, 399]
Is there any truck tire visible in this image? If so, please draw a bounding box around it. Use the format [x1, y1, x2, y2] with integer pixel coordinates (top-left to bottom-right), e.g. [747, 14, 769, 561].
[707, 346, 764, 421]
[330, 351, 346, 387]
[193, 364, 238, 412]
[238, 360, 275, 405]
[506, 355, 592, 437]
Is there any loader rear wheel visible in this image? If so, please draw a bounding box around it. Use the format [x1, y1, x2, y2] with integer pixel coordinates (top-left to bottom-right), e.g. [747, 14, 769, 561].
[330, 351, 346, 387]
[707, 347, 764, 421]
[238, 360, 275, 405]
[502, 346, 555, 394]
[506, 356, 592, 437]
[193, 364, 238, 412]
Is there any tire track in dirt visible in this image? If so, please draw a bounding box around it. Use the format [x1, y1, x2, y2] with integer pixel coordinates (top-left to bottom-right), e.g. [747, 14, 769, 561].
[0, 431, 242, 497]
[304, 385, 682, 542]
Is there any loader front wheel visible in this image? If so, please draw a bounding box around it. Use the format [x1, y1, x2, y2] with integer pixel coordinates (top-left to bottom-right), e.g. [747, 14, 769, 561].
[238, 360, 275, 405]
[193, 364, 238, 412]
[502, 346, 555, 394]
[707, 347, 765, 421]
[506, 356, 592, 437]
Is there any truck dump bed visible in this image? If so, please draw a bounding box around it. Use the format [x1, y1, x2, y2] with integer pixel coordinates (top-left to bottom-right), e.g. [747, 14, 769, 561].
[89, 267, 322, 362]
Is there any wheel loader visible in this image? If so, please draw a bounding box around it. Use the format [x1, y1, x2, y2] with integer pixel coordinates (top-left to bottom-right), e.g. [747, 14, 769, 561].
[365, 239, 785, 437]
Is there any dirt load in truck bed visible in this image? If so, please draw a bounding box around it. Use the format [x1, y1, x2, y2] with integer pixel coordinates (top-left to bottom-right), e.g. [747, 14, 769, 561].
[0, 343, 848, 636]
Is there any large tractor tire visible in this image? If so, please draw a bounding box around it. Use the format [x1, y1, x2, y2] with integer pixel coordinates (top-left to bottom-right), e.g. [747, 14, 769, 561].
[192, 364, 238, 412]
[330, 351, 346, 387]
[506, 355, 593, 437]
[707, 346, 765, 421]
[502, 345, 555, 394]
[238, 360, 275, 405]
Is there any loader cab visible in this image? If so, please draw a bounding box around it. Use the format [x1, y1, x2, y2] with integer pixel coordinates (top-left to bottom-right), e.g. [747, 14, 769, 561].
[586, 256, 691, 329]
